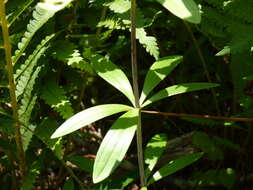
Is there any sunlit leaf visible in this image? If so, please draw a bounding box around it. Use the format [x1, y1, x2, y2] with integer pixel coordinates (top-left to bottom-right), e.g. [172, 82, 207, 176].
[147, 152, 203, 185]
[142, 83, 219, 107]
[93, 108, 139, 183]
[144, 133, 168, 178]
[51, 104, 132, 138]
[155, 0, 201, 24]
[140, 56, 182, 105]
[91, 54, 135, 106]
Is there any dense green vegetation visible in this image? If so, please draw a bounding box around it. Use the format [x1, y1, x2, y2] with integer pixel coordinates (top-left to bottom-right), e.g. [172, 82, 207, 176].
[1, 0, 253, 189]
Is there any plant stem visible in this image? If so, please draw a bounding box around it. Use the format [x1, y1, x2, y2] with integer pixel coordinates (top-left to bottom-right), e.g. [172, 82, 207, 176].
[0, 0, 26, 179]
[130, 0, 146, 186]
[130, 0, 139, 107]
[141, 110, 253, 122]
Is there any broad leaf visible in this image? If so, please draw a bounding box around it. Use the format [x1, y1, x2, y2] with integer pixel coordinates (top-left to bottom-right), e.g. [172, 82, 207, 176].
[51, 104, 132, 138]
[142, 83, 219, 107]
[91, 54, 135, 106]
[140, 56, 182, 105]
[147, 152, 203, 185]
[93, 108, 139, 183]
[155, 0, 201, 24]
[144, 134, 168, 178]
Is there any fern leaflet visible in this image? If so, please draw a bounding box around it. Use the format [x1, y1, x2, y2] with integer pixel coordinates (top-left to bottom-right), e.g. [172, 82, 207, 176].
[12, 0, 72, 65]
[41, 81, 74, 119]
[52, 40, 94, 73]
[101, 0, 160, 59]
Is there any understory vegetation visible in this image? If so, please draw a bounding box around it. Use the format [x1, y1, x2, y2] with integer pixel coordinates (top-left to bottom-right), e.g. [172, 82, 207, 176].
[0, 0, 253, 189]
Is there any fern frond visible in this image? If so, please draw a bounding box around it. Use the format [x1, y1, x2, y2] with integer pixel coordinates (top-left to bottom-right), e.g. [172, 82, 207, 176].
[41, 81, 74, 119]
[136, 28, 159, 60]
[35, 118, 65, 159]
[18, 66, 42, 150]
[21, 124, 36, 151]
[7, 0, 35, 27]
[101, 0, 159, 59]
[51, 40, 76, 62]
[97, 17, 125, 30]
[12, 0, 72, 64]
[67, 50, 94, 74]
[21, 161, 40, 190]
[52, 40, 94, 73]
[18, 64, 41, 126]
[14, 33, 55, 80]
[15, 45, 49, 98]
[105, 0, 130, 14]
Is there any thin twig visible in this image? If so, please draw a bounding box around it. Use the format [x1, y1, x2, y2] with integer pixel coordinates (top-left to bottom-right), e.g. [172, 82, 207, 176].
[0, 0, 26, 179]
[141, 110, 253, 122]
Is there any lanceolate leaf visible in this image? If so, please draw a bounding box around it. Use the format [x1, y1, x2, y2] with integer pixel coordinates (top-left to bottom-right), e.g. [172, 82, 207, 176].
[140, 56, 183, 105]
[51, 104, 132, 138]
[147, 152, 203, 185]
[155, 0, 201, 24]
[93, 108, 139, 183]
[90, 54, 135, 106]
[144, 134, 168, 178]
[142, 83, 219, 107]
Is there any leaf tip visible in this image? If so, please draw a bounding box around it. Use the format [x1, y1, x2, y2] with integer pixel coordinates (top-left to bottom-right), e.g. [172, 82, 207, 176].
[92, 174, 104, 184]
[50, 130, 61, 139]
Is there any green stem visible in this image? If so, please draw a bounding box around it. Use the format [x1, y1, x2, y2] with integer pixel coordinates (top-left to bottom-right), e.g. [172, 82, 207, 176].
[0, 0, 26, 180]
[130, 0, 146, 186]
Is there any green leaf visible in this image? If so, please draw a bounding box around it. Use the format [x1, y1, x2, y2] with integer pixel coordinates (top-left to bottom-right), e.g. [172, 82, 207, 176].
[66, 155, 94, 173]
[93, 108, 139, 183]
[90, 54, 135, 106]
[147, 152, 203, 185]
[136, 28, 160, 60]
[51, 104, 132, 138]
[105, 0, 130, 13]
[155, 0, 201, 24]
[63, 178, 74, 190]
[144, 134, 168, 178]
[216, 46, 231, 56]
[193, 132, 223, 161]
[12, 0, 73, 64]
[142, 83, 219, 107]
[140, 56, 183, 104]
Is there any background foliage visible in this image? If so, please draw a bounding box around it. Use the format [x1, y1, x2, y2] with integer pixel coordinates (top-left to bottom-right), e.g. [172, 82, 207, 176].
[0, 0, 253, 189]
